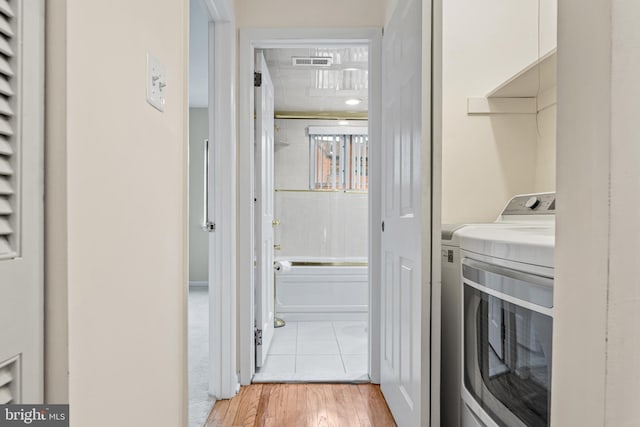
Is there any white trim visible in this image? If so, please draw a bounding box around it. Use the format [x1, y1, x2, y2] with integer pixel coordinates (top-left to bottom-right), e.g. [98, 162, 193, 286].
[189, 281, 208, 288]
[537, 86, 557, 112]
[431, 0, 444, 421]
[203, 0, 238, 400]
[467, 97, 537, 114]
[278, 313, 368, 322]
[200, 0, 234, 22]
[368, 30, 382, 384]
[307, 126, 368, 136]
[239, 28, 382, 386]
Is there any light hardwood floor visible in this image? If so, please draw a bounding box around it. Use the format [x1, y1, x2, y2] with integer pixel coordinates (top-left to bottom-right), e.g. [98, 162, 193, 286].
[205, 383, 397, 427]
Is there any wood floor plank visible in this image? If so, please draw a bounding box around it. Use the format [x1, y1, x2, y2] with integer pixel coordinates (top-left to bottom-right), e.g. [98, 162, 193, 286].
[304, 384, 319, 426]
[206, 399, 230, 427]
[348, 384, 373, 427]
[280, 382, 299, 426]
[333, 384, 360, 427]
[291, 384, 306, 426]
[221, 386, 248, 427]
[357, 384, 397, 427]
[232, 383, 263, 427]
[270, 384, 287, 427]
[254, 384, 275, 427]
[315, 384, 331, 427]
[321, 385, 339, 426]
[206, 383, 396, 427]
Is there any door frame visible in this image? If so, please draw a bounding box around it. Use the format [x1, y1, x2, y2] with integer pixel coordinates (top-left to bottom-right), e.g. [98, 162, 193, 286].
[238, 28, 382, 385]
[200, 0, 239, 399]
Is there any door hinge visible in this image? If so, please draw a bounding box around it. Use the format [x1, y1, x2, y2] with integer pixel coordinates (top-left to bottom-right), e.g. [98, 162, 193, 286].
[254, 328, 262, 346]
[254, 72, 262, 87]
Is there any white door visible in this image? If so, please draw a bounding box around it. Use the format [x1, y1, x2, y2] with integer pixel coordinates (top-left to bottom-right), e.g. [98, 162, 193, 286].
[254, 52, 275, 368]
[0, 0, 45, 404]
[380, 0, 429, 424]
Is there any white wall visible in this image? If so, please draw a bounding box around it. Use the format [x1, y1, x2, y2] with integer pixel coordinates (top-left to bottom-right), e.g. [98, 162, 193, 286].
[47, 0, 189, 425]
[189, 108, 209, 282]
[441, 0, 556, 224]
[607, 0, 640, 420]
[236, 0, 387, 28]
[274, 119, 368, 258]
[534, 103, 556, 192]
[45, 1, 69, 404]
[553, 0, 640, 425]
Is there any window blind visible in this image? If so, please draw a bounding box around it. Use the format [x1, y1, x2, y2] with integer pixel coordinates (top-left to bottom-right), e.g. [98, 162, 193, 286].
[308, 131, 369, 191]
[310, 134, 345, 190]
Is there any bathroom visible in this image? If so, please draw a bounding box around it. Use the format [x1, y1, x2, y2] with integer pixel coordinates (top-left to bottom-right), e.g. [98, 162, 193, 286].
[253, 47, 371, 382]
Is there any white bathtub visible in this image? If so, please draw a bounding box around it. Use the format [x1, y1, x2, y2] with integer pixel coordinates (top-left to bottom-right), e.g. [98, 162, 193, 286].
[275, 257, 368, 321]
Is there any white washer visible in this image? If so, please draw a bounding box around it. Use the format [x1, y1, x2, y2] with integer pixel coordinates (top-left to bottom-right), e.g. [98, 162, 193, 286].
[457, 193, 555, 427]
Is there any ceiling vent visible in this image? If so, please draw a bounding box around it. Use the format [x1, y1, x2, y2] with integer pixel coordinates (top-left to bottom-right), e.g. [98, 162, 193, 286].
[292, 56, 333, 67]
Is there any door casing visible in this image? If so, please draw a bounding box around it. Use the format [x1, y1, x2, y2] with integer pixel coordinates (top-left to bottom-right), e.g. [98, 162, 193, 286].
[200, 0, 239, 400]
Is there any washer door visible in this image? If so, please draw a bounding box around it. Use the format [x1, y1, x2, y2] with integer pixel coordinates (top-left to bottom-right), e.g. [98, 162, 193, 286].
[462, 260, 553, 427]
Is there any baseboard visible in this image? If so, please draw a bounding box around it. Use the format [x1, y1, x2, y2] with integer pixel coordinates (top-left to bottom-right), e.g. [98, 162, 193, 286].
[189, 281, 208, 288]
[278, 312, 368, 322]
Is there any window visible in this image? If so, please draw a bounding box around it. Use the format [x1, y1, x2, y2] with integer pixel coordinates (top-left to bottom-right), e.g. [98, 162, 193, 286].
[308, 127, 368, 191]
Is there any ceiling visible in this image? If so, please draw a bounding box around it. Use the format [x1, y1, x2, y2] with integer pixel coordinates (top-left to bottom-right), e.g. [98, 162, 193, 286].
[263, 47, 369, 115]
[189, 3, 370, 116]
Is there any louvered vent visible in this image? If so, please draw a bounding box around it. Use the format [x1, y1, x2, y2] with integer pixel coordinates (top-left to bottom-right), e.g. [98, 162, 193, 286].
[0, 0, 15, 258]
[292, 56, 333, 67]
[0, 356, 19, 404]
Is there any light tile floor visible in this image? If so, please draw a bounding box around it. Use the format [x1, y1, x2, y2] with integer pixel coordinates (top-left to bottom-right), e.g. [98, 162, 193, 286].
[253, 320, 369, 382]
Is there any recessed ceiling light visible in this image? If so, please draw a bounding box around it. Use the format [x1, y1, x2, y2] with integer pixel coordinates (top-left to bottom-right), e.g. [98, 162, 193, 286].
[338, 120, 349, 125]
[345, 98, 362, 106]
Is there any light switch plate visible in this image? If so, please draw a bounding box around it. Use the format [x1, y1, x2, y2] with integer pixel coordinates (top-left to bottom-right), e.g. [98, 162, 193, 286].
[146, 53, 166, 112]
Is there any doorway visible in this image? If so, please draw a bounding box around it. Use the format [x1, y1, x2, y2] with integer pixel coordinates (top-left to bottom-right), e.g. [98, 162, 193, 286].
[252, 46, 371, 382]
[187, 1, 212, 425]
[238, 29, 383, 386]
[236, 2, 434, 422]
[188, 0, 237, 426]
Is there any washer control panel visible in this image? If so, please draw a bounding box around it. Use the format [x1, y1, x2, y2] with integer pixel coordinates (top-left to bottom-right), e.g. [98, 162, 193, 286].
[502, 193, 556, 215]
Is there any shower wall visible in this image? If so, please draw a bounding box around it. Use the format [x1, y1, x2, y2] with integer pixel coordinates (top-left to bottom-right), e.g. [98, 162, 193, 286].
[274, 119, 368, 259]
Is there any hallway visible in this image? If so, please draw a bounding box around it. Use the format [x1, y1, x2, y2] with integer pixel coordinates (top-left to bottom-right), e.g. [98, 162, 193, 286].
[205, 383, 396, 426]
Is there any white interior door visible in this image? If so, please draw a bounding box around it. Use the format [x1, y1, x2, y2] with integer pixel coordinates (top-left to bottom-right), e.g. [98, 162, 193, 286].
[254, 51, 275, 368]
[0, 0, 44, 403]
[380, 0, 428, 424]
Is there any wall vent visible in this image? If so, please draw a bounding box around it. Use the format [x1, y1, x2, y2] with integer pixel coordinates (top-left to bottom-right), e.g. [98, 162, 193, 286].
[292, 56, 333, 67]
[0, 355, 20, 404]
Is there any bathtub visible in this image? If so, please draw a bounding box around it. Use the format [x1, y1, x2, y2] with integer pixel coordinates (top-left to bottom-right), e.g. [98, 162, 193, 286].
[274, 257, 368, 321]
